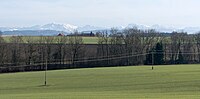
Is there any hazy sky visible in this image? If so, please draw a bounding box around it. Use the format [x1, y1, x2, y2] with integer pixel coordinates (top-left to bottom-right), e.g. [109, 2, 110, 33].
[0, 0, 200, 27]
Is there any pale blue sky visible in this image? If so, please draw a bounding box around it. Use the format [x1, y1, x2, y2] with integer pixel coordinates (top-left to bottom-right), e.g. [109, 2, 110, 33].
[0, 0, 200, 27]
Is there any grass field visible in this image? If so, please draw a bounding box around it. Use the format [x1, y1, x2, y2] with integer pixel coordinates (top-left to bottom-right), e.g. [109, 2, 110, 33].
[82, 37, 98, 44]
[2, 36, 99, 44]
[1, 64, 200, 99]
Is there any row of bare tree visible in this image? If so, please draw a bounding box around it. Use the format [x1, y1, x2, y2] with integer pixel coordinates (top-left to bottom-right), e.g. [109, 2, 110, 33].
[97, 28, 200, 65]
[0, 28, 200, 72]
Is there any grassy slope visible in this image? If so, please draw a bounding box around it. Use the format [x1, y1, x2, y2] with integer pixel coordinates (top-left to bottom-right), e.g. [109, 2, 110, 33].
[0, 64, 200, 99]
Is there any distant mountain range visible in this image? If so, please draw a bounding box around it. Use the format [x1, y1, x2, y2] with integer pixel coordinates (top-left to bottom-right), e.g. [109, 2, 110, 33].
[126, 24, 200, 34]
[0, 23, 200, 36]
[0, 23, 107, 33]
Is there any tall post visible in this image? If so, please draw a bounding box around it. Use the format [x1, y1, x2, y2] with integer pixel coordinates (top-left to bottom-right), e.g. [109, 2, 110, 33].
[45, 58, 47, 86]
[152, 51, 154, 70]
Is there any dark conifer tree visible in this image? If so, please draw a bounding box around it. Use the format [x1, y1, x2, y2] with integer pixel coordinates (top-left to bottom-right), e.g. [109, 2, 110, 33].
[154, 42, 164, 65]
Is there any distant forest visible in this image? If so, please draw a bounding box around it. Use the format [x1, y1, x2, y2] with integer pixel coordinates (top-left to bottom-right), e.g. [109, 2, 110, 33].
[0, 28, 200, 73]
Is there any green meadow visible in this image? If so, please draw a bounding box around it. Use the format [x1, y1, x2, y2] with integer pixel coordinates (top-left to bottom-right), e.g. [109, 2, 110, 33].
[1, 64, 200, 99]
[2, 36, 99, 44]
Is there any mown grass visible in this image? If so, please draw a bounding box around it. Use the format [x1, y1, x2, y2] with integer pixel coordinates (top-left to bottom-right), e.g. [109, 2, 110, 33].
[0, 64, 200, 99]
[82, 37, 98, 44]
[2, 36, 99, 44]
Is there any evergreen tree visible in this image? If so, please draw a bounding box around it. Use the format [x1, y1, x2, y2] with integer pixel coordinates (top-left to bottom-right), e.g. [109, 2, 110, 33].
[154, 42, 164, 65]
[145, 42, 164, 65]
[177, 51, 184, 64]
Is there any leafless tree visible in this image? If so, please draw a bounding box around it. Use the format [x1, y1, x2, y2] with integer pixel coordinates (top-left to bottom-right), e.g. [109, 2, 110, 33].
[194, 32, 200, 62]
[9, 36, 24, 66]
[44, 36, 55, 63]
[170, 32, 187, 63]
[67, 32, 85, 67]
[0, 35, 6, 66]
[54, 36, 68, 65]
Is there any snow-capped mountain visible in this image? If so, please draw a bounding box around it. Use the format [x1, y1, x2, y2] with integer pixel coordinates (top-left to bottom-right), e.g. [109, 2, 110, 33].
[125, 24, 177, 33]
[77, 25, 107, 32]
[126, 24, 151, 30]
[0, 23, 106, 33]
[20, 23, 78, 33]
[125, 24, 200, 33]
[0, 27, 19, 31]
[1, 23, 200, 36]
[40, 23, 77, 32]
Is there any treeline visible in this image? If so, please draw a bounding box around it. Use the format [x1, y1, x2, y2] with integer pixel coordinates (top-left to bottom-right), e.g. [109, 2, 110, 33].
[0, 28, 200, 73]
[96, 28, 200, 65]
